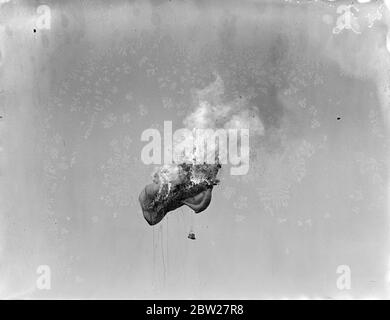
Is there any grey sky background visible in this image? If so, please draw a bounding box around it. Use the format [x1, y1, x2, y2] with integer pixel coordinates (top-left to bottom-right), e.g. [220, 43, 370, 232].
[0, 0, 389, 299]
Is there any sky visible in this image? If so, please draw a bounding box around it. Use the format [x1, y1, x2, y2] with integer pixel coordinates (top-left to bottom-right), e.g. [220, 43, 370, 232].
[0, 0, 389, 299]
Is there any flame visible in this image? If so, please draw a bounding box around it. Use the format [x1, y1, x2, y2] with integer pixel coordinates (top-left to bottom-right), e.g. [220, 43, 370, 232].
[152, 73, 264, 196]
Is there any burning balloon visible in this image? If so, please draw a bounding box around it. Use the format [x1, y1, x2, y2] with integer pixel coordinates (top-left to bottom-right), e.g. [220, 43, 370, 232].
[139, 162, 221, 226]
[139, 73, 264, 226]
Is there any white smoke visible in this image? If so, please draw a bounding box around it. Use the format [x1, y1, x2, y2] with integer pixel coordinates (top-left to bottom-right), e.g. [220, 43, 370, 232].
[176, 73, 264, 165]
[152, 73, 265, 190]
[184, 73, 264, 135]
